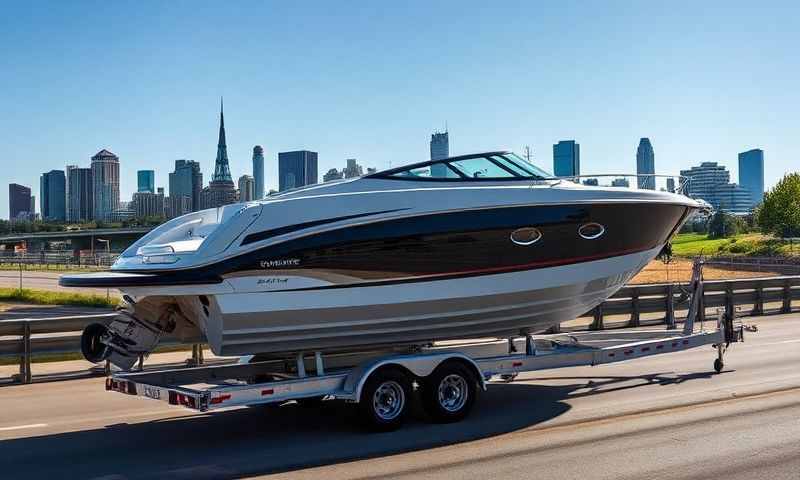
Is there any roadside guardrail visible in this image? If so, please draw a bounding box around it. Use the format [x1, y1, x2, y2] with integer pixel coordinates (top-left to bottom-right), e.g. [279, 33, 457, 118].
[1, 275, 798, 385]
[0, 313, 205, 384]
[573, 275, 800, 331]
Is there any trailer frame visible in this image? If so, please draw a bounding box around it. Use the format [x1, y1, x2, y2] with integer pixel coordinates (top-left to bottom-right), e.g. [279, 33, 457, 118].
[105, 259, 748, 430]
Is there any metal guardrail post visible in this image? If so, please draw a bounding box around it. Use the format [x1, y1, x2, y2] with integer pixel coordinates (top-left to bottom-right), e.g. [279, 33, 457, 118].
[782, 279, 792, 314]
[753, 284, 764, 316]
[22, 321, 32, 384]
[725, 283, 735, 323]
[591, 305, 604, 330]
[630, 288, 640, 327]
[665, 284, 676, 329]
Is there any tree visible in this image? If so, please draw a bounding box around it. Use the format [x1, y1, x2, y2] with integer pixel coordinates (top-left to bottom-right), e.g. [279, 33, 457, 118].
[708, 211, 743, 238]
[756, 173, 800, 238]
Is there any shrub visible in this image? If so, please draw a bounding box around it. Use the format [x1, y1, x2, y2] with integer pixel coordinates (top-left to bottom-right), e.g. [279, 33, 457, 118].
[756, 173, 800, 238]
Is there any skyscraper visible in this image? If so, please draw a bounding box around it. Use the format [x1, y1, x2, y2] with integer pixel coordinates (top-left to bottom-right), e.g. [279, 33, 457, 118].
[132, 190, 165, 218]
[137, 170, 155, 193]
[430, 131, 449, 160]
[40, 169, 66, 221]
[91, 149, 120, 222]
[213, 97, 233, 183]
[8, 183, 32, 220]
[680, 162, 753, 214]
[636, 138, 655, 190]
[169, 160, 203, 212]
[429, 131, 450, 178]
[238, 175, 255, 202]
[252, 145, 264, 200]
[278, 150, 318, 191]
[553, 140, 580, 177]
[201, 98, 238, 209]
[738, 149, 765, 206]
[66, 165, 93, 222]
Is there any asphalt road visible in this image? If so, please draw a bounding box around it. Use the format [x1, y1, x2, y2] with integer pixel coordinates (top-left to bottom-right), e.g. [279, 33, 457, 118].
[1, 314, 798, 480]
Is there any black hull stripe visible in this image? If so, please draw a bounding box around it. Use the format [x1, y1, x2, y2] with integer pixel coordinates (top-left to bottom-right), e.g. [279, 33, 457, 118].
[258, 245, 654, 293]
[241, 208, 409, 246]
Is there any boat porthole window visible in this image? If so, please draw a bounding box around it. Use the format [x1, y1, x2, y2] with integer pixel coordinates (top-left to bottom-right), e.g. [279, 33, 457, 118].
[578, 223, 605, 240]
[510, 227, 542, 246]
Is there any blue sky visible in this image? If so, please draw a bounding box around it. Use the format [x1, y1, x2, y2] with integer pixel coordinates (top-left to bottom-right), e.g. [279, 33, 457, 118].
[2, 1, 798, 216]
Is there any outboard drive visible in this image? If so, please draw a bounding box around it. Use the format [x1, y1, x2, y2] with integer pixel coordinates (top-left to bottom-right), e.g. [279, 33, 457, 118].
[80, 296, 204, 370]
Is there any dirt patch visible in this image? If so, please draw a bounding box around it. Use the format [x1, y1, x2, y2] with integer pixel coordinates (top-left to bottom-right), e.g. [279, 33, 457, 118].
[631, 258, 784, 284]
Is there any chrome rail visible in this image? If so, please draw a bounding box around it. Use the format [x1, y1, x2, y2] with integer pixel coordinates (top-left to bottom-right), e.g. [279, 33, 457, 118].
[557, 174, 691, 195]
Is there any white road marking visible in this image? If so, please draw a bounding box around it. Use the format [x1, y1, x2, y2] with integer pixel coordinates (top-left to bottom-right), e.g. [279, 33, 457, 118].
[0, 423, 48, 432]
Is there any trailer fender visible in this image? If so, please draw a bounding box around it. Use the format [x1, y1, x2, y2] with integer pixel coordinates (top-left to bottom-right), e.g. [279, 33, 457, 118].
[342, 352, 486, 402]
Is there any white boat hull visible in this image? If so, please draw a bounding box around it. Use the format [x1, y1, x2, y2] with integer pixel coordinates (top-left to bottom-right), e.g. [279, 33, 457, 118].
[199, 246, 659, 356]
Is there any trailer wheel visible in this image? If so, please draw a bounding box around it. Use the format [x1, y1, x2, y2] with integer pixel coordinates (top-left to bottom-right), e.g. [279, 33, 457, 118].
[81, 323, 111, 363]
[358, 368, 411, 432]
[422, 362, 478, 423]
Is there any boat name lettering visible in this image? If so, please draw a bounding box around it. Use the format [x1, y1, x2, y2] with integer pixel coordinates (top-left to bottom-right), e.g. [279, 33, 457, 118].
[259, 258, 301, 268]
[257, 278, 289, 285]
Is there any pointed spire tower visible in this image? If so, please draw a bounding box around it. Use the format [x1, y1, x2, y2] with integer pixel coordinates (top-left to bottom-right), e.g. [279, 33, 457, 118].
[200, 97, 238, 210]
[213, 97, 233, 183]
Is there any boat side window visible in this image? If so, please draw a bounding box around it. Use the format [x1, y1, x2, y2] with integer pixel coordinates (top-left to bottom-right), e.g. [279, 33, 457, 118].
[448, 157, 517, 179]
[390, 163, 462, 179]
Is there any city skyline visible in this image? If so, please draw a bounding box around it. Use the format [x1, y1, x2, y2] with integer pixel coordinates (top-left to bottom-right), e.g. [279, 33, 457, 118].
[1, 3, 797, 216]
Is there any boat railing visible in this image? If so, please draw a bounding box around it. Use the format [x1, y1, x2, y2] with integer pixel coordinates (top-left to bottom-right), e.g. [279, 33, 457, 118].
[555, 174, 691, 195]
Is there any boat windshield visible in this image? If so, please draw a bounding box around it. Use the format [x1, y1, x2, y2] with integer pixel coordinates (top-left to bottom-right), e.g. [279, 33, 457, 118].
[375, 153, 552, 181]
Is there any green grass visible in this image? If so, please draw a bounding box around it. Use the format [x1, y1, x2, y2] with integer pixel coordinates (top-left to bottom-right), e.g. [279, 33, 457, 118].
[0, 264, 107, 273]
[0, 287, 118, 309]
[671, 232, 800, 257]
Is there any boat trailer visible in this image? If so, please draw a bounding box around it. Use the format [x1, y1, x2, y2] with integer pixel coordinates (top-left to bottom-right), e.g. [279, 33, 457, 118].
[105, 259, 749, 431]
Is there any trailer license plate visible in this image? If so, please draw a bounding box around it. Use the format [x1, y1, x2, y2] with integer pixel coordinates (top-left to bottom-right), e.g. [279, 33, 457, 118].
[143, 386, 161, 400]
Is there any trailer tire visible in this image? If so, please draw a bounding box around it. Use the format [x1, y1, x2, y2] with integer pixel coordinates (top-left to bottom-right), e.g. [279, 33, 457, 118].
[81, 323, 111, 363]
[422, 361, 478, 423]
[358, 367, 411, 432]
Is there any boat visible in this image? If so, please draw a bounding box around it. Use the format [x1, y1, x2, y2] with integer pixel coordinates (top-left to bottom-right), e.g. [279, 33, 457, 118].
[60, 152, 701, 370]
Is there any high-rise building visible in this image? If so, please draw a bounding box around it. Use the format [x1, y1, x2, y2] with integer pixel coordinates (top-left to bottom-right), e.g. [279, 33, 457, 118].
[636, 138, 655, 190]
[66, 166, 93, 222]
[166, 195, 192, 219]
[278, 150, 318, 191]
[343, 158, 364, 178]
[430, 131, 450, 177]
[40, 170, 66, 221]
[137, 170, 155, 193]
[323, 168, 344, 182]
[201, 98, 237, 209]
[738, 149, 765, 207]
[90, 149, 120, 222]
[8, 183, 32, 220]
[238, 175, 255, 202]
[430, 131, 449, 160]
[666, 177, 676, 193]
[553, 140, 580, 177]
[252, 145, 264, 200]
[132, 190, 165, 218]
[680, 162, 753, 214]
[169, 160, 203, 212]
